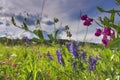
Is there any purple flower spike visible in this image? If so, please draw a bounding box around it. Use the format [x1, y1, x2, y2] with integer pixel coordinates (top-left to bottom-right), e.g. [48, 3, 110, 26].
[47, 51, 53, 60]
[66, 44, 71, 52]
[22, 36, 30, 42]
[56, 50, 65, 66]
[81, 52, 87, 62]
[72, 62, 77, 70]
[70, 40, 79, 58]
[88, 56, 98, 71]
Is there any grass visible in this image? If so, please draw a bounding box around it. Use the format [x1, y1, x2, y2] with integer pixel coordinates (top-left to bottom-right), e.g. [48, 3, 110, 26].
[0, 43, 120, 80]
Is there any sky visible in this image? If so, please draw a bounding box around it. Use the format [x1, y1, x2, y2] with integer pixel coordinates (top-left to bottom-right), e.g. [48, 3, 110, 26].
[0, 0, 119, 43]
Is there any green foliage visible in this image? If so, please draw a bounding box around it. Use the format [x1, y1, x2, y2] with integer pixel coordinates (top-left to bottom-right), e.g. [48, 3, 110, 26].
[33, 30, 44, 41]
[11, 16, 16, 26]
[108, 38, 120, 49]
[54, 18, 59, 23]
[0, 44, 119, 80]
[116, 0, 120, 5]
[22, 22, 28, 31]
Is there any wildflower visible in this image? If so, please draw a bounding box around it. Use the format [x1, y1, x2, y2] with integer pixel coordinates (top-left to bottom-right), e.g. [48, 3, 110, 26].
[66, 40, 79, 58]
[88, 56, 98, 71]
[95, 27, 115, 46]
[8, 57, 12, 62]
[102, 35, 109, 47]
[95, 29, 102, 37]
[81, 14, 93, 26]
[81, 52, 87, 62]
[6, 76, 10, 79]
[83, 20, 91, 26]
[66, 43, 71, 52]
[81, 15, 88, 20]
[56, 50, 65, 66]
[12, 63, 17, 67]
[1, 61, 7, 65]
[72, 62, 77, 70]
[47, 51, 53, 60]
[70, 40, 79, 58]
[22, 36, 31, 43]
[103, 27, 111, 36]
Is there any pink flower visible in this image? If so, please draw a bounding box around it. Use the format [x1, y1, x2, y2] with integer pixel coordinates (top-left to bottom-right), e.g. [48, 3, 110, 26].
[102, 35, 109, 47]
[1, 61, 7, 65]
[103, 27, 111, 36]
[110, 29, 115, 39]
[87, 17, 93, 22]
[6, 76, 10, 79]
[83, 20, 91, 26]
[95, 29, 102, 37]
[81, 14, 93, 26]
[12, 63, 17, 67]
[81, 15, 88, 20]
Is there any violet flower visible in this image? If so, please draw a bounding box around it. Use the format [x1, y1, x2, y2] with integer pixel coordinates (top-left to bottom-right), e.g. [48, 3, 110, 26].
[70, 40, 79, 58]
[47, 51, 53, 60]
[56, 50, 65, 66]
[81, 52, 87, 62]
[88, 56, 98, 71]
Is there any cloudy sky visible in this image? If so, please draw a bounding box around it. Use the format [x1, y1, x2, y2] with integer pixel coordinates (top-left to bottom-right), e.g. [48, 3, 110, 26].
[0, 0, 119, 43]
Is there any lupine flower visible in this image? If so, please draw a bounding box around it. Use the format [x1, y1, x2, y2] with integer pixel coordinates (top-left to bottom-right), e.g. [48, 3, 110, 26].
[72, 62, 77, 70]
[70, 40, 79, 58]
[22, 36, 30, 43]
[47, 51, 53, 60]
[66, 43, 71, 52]
[102, 35, 109, 47]
[66, 41, 79, 58]
[81, 52, 87, 62]
[88, 56, 98, 71]
[56, 50, 65, 66]
[95, 29, 102, 37]
[81, 15, 88, 20]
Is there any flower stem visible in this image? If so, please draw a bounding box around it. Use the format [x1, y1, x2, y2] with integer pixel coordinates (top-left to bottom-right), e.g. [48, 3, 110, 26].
[83, 27, 89, 46]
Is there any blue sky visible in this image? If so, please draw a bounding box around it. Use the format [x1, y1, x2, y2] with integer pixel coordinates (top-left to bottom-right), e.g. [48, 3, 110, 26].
[0, 0, 119, 43]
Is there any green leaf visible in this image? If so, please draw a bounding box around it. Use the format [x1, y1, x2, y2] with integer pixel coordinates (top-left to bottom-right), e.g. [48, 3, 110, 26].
[11, 16, 16, 26]
[115, 0, 120, 5]
[97, 7, 105, 12]
[110, 12, 115, 23]
[54, 30, 59, 40]
[33, 30, 44, 41]
[48, 34, 54, 41]
[54, 18, 59, 23]
[108, 38, 120, 49]
[22, 22, 28, 30]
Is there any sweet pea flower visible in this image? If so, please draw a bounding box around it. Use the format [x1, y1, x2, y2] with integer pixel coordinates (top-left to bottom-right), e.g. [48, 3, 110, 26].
[81, 14, 93, 26]
[95, 29, 102, 37]
[81, 15, 88, 20]
[102, 35, 109, 47]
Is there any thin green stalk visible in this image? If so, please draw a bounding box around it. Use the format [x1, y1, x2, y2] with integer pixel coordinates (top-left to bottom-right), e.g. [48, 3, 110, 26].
[82, 27, 89, 46]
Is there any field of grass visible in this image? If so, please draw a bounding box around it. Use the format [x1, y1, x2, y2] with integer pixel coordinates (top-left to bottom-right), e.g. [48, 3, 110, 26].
[0, 42, 119, 80]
